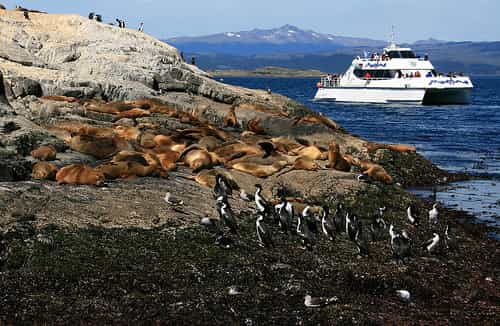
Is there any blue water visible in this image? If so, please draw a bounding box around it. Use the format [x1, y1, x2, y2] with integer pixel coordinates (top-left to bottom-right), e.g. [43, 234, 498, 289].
[220, 76, 500, 236]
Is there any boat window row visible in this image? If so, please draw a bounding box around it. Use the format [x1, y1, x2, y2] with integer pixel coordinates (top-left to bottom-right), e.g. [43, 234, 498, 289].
[387, 50, 417, 59]
[353, 69, 401, 79]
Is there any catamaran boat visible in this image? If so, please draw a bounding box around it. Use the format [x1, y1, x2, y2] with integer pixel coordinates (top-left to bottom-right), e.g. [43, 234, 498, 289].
[314, 41, 473, 104]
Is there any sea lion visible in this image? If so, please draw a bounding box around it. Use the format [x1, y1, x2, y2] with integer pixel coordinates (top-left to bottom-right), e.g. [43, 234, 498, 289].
[180, 169, 238, 189]
[214, 142, 265, 162]
[181, 148, 218, 172]
[198, 136, 220, 152]
[112, 150, 149, 166]
[292, 157, 321, 171]
[117, 108, 151, 119]
[363, 141, 416, 153]
[157, 150, 179, 171]
[53, 122, 114, 138]
[138, 130, 156, 149]
[31, 162, 58, 180]
[270, 137, 302, 154]
[67, 134, 123, 159]
[231, 161, 286, 178]
[114, 125, 141, 141]
[292, 145, 326, 160]
[31, 145, 57, 161]
[94, 161, 130, 179]
[326, 143, 351, 172]
[223, 105, 238, 128]
[40, 95, 78, 103]
[362, 163, 393, 184]
[294, 113, 340, 131]
[56, 164, 105, 186]
[246, 117, 265, 134]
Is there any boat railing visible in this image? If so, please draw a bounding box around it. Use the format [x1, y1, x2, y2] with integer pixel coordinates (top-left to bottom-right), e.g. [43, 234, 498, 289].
[319, 76, 341, 88]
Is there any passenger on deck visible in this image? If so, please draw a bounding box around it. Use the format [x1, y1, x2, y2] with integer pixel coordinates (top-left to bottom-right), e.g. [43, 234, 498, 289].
[426, 71, 433, 78]
[364, 72, 371, 79]
[415, 71, 421, 78]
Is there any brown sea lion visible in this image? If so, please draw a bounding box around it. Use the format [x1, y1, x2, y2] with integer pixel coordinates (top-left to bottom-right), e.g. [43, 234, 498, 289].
[214, 142, 265, 161]
[40, 95, 78, 103]
[326, 143, 351, 172]
[363, 163, 393, 184]
[247, 117, 265, 134]
[270, 137, 302, 154]
[363, 141, 416, 153]
[53, 122, 114, 138]
[112, 150, 149, 166]
[94, 161, 130, 179]
[138, 130, 156, 149]
[223, 105, 238, 128]
[31, 162, 58, 180]
[181, 148, 219, 172]
[153, 134, 174, 147]
[293, 157, 321, 171]
[67, 134, 122, 159]
[157, 150, 179, 171]
[114, 125, 141, 141]
[31, 145, 56, 161]
[231, 161, 286, 178]
[198, 136, 220, 152]
[56, 164, 105, 186]
[292, 145, 326, 160]
[293, 113, 340, 130]
[117, 108, 151, 119]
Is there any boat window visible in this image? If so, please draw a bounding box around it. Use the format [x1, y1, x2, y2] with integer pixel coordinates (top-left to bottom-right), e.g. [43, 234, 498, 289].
[387, 51, 401, 59]
[353, 69, 400, 79]
[400, 51, 416, 58]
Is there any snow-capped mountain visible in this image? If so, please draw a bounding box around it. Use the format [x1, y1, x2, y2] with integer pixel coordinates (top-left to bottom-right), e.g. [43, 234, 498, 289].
[166, 25, 386, 55]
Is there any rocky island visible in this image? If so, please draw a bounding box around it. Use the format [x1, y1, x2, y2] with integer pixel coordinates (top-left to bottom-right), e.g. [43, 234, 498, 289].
[0, 9, 498, 324]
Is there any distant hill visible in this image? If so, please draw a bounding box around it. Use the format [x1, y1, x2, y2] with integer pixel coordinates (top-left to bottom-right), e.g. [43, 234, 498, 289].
[165, 26, 500, 75]
[166, 24, 386, 55]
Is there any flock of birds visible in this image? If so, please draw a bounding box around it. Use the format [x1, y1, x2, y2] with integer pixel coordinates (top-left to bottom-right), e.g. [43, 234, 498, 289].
[165, 174, 456, 264]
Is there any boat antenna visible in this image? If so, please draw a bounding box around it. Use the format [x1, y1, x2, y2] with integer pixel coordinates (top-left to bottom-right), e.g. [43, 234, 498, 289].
[389, 25, 396, 48]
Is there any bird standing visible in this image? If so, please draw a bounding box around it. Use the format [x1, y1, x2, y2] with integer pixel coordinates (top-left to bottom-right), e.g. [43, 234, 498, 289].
[428, 203, 439, 224]
[256, 215, 274, 248]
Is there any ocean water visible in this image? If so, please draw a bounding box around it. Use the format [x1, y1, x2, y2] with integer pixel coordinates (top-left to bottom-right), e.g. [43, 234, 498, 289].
[219, 76, 500, 236]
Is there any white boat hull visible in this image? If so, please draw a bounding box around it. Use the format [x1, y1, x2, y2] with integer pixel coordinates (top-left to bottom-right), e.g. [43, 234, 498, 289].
[314, 87, 426, 104]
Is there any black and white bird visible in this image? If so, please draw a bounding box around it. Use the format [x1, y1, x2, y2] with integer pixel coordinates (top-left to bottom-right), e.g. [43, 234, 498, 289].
[297, 210, 314, 251]
[276, 197, 293, 233]
[333, 202, 346, 234]
[200, 216, 222, 235]
[302, 206, 319, 236]
[138, 22, 144, 32]
[23, 10, 29, 19]
[428, 203, 439, 225]
[407, 204, 420, 226]
[389, 225, 412, 263]
[164, 192, 183, 206]
[370, 214, 387, 241]
[88, 12, 95, 20]
[354, 223, 369, 256]
[423, 233, 440, 254]
[304, 295, 338, 308]
[321, 206, 336, 241]
[214, 174, 232, 199]
[254, 184, 271, 216]
[217, 196, 238, 235]
[345, 214, 359, 242]
[256, 215, 274, 248]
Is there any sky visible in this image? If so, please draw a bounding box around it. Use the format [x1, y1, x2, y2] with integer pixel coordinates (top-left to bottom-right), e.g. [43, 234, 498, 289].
[2, 0, 499, 42]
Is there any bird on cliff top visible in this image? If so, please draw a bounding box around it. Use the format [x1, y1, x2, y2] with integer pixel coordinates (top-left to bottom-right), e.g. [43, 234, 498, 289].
[321, 206, 336, 242]
[256, 214, 274, 248]
[428, 203, 439, 224]
[254, 184, 271, 216]
[407, 204, 420, 226]
[217, 196, 238, 235]
[423, 233, 440, 254]
[304, 295, 338, 308]
[389, 225, 412, 263]
[164, 192, 183, 206]
[276, 197, 293, 234]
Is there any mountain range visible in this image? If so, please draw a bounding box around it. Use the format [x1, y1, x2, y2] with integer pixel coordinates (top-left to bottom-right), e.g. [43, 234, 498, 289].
[165, 25, 500, 75]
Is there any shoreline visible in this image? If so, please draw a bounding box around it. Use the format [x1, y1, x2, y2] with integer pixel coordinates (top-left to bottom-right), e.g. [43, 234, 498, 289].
[208, 66, 326, 78]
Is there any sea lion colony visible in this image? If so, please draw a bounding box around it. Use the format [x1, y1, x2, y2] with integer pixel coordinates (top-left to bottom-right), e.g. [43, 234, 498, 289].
[29, 96, 412, 186]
